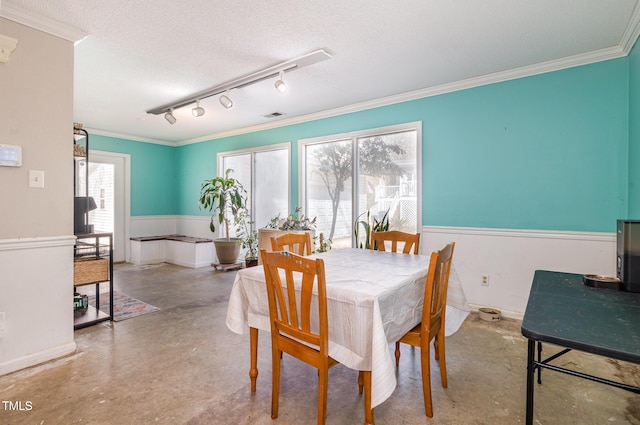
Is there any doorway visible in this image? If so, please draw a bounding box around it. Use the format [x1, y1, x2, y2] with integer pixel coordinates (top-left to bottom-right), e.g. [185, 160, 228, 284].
[81, 151, 130, 262]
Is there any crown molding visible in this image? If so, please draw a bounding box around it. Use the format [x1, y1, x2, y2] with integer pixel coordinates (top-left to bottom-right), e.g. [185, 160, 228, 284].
[84, 128, 176, 147]
[0, 2, 88, 43]
[621, 0, 640, 53]
[178, 44, 628, 146]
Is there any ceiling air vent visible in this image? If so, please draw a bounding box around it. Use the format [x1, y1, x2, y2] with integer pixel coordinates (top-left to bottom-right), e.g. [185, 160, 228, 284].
[263, 112, 285, 119]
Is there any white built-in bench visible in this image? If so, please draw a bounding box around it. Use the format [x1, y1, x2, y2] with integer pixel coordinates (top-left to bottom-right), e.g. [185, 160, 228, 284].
[130, 235, 213, 268]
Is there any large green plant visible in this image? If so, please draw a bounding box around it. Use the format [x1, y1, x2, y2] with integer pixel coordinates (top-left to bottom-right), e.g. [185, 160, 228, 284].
[199, 169, 247, 241]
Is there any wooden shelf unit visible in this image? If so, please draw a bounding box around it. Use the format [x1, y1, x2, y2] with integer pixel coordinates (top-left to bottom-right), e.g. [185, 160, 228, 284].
[73, 232, 114, 329]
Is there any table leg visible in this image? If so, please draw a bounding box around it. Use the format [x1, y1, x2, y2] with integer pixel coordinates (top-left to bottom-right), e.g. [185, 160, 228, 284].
[250, 327, 258, 393]
[536, 341, 542, 384]
[526, 339, 535, 425]
[361, 370, 374, 425]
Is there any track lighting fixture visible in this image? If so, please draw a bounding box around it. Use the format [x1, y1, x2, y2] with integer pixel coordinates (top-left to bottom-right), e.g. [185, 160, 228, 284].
[146, 49, 332, 124]
[274, 71, 287, 94]
[164, 109, 176, 124]
[219, 90, 233, 109]
[192, 99, 205, 117]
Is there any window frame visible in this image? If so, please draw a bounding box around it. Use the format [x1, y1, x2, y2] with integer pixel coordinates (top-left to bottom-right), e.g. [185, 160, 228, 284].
[217, 142, 291, 232]
[298, 121, 422, 247]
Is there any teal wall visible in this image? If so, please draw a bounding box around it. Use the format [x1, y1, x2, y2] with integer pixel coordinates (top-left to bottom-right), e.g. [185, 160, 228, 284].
[629, 39, 640, 217]
[91, 135, 176, 215]
[421, 60, 628, 231]
[101, 55, 634, 233]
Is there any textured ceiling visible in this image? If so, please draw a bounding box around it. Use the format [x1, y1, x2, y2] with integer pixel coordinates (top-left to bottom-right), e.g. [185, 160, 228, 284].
[2, 0, 639, 144]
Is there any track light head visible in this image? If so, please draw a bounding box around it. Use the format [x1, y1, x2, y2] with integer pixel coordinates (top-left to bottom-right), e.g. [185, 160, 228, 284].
[192, 100, 205, 117]
[219, 90, 233, 109]
[274, 71, 287, 94]
[165, 109, 177, 124]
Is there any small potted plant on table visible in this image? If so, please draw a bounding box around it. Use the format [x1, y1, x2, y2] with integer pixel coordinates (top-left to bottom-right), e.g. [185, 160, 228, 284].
[258, 207, 317, 260]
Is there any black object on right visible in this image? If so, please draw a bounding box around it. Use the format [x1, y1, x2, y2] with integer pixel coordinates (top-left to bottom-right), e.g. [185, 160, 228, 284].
[617, 219, 640, 292]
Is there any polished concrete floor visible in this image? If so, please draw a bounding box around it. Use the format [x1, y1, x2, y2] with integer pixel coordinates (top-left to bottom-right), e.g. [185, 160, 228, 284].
[1, 262, 639, 425]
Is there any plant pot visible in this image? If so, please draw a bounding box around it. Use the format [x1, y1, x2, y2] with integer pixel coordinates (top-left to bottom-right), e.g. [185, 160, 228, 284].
[245, 257, 258, 268]
[214, 238, 241, 264]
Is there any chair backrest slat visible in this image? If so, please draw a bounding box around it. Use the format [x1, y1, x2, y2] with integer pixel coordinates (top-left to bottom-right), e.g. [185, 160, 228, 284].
[370, 230, 420, 254]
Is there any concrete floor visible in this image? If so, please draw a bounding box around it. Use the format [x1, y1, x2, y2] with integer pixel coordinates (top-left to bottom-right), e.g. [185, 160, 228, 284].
[1, 262, 639, 425]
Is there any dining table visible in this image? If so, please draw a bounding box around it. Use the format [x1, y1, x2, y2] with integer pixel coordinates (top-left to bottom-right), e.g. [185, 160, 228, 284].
[226, 247, 469, 424]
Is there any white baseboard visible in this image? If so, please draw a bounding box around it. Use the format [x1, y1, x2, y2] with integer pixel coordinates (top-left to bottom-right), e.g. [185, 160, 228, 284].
[0, 342, 76, 376]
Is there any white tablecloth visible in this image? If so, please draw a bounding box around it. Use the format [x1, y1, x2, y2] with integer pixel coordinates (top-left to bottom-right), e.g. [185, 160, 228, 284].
[226, 248, 469, 408]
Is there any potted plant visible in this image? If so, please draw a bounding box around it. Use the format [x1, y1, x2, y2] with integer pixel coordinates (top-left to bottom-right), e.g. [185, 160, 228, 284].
[235, 209, 259, 267]
[199, 168, 247, 264]
[265, 206, 317, 231]
[354, 206, 390, 249]
[258, 207, 317, 258]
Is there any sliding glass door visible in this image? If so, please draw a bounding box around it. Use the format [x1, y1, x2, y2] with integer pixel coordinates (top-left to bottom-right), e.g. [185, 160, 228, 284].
[219, 144, 289, 236]
[301, 123, 421, 248]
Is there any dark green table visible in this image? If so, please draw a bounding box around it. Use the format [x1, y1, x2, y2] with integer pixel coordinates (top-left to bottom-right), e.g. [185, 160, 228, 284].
[521, 270, 640, 425]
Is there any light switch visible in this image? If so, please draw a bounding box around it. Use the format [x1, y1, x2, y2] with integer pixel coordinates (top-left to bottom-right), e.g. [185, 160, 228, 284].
[29, 170, 44, 188]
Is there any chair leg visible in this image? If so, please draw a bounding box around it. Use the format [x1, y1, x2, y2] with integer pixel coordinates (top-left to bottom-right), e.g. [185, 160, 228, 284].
[437, 331, 448, 388]
[395, 341, 401, 367]
[358, 371, 364, 394]
[271, 347, 281, 419]
[318, 365, 329, 425]
[420, 342, 434, 417]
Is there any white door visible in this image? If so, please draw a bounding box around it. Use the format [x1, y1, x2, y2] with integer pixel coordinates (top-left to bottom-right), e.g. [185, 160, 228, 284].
[86, 151, 130, 262]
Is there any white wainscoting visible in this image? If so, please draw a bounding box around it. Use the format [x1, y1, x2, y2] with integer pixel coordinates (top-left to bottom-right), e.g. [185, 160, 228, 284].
[176, 215, 219, 240]
[130, 215, 215, 240]
[422, 226, 616, 319]
[130, 215, 218, 263]
[0, 236, 77, 375]
[130, 215, 179, 239]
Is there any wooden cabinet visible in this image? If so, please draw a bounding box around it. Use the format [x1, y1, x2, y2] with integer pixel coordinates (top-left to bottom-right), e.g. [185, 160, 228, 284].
[74, 233, 113, 329]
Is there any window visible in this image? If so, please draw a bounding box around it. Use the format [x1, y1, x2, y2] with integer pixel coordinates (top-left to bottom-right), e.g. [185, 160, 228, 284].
[76, 160, 115, 234]
[218, 143, 290, 235]
[300, 122, 421, 248]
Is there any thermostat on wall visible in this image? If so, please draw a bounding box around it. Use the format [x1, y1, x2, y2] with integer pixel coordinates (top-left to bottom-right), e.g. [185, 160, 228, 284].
[0, 144, 22, 167]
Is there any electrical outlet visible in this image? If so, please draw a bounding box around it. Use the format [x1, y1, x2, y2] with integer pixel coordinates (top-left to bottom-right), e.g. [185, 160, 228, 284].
[481, 274, 490, 286]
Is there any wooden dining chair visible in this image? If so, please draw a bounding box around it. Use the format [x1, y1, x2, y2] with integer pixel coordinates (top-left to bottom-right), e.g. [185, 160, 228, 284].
[261, 249, 338, 425]
[394, 241, 455, 417]
[370, 230, 420, 254]
[270, 232, 313, 256]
